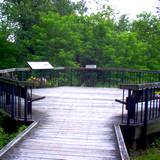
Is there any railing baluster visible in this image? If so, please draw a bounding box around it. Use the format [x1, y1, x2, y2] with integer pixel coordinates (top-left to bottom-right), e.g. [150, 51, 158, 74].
[11, 85, 15, 119]
[0, 77, 33, 121]
[24, 86, 28, 122]
[127, 89, 131, 126]
[122, 89, 125, 123]
[118, 83, 160, 130]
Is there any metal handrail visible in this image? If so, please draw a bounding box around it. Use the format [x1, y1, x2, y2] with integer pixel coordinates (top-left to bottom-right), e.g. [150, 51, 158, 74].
[0, 76, 33, 121]
[120, 82, 160, 90]
[0, 77, 33, 87]
[0, 67, 160, 73]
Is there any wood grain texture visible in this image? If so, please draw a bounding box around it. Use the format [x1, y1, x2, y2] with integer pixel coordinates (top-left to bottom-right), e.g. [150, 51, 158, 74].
[2, 87, 123, 160]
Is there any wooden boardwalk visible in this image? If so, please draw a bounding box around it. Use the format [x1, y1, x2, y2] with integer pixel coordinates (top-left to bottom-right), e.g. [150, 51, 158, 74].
[2, 87, 123, 160]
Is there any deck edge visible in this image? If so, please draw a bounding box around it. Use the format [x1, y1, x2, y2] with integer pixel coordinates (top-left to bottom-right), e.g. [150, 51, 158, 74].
[0, 121, 39, 158]
[114, 124, 130, 160]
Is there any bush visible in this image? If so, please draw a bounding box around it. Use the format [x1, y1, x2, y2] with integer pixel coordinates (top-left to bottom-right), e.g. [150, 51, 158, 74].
[133, 148, 160, 160]
[0, 127, 9, 149]
[0, 111, 27, 149]
[131, 136, 160, 160]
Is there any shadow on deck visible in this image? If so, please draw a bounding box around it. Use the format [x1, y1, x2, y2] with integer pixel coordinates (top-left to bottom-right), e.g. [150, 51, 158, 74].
[2, 87, 123, 160]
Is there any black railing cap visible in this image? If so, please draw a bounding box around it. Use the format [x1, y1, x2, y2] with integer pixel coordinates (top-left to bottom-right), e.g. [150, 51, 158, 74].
[0, 68, 30, 74]
[0, 77, 33, 87]
[1, 67, 160, 73]
[53, 67, 160, 73]
[120, 82, 160, 90]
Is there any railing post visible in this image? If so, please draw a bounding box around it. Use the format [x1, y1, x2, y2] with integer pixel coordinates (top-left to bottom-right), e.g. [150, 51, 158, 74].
[24, 86, 28, 122]
[143, 88, 149, 147]
[6, 93, 10, 105]
[121, 71, 124, 84]
[70, 68, 72, 86]
[11, 85, 15, 119]
[28, 86, 32, 118]
[122, 89, 125, 123]
[138, 72, 142, 83]
[109, 70, 113, 87]
[57, 70, 59, 86]
[144, 88, 148, 133]
[0, 82, 1, 107]
[127, 89, 132, 126]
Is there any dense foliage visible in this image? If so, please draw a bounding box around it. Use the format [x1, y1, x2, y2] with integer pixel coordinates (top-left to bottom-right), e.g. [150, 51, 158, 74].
[131, 136, 160, 160]
[0, 0, 159, 70]
[0, 111, 27, 149]
[133, 148, 160, 160]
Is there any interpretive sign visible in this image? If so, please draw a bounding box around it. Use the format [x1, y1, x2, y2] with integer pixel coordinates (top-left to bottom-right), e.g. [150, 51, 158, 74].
[27, 61, 53, 70]
[85, 65, 97, 69]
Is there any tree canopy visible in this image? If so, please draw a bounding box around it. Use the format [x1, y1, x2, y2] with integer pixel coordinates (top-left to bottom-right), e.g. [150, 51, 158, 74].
[0, 0, 159, 70]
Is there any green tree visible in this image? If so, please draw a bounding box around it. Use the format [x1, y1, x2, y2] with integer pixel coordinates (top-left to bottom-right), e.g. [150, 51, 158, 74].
[0, 33, 18, 68]
[0, 15, 19, 68]
[113, 31, 148, 69]
[0, 0, 87, 66]
[116, 14, 130, 32]
[0, 1, 159, 70]
[132, 13, 160, 69]
[51, 0, 75, 15]
[31, 13, 83, 66]
[0, 0, 54, 64]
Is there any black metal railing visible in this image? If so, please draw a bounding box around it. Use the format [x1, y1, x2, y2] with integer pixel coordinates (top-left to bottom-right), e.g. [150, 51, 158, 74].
[116, 83, 160, 126]
[0, 77, 33, 121]
[0, 67, 160, 124]
[5, 67, 160, 88]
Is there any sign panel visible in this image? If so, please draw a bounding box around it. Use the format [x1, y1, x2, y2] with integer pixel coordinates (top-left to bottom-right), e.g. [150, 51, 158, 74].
[85, 65, 97, 69]
[27, 61, 54, 70]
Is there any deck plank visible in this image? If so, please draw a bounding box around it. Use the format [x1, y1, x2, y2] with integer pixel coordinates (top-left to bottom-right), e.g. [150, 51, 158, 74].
[2, 87, 122, 160]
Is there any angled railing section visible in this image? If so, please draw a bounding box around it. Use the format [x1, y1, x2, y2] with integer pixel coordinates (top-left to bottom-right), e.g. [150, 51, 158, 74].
[0, 76, 33, 122]
[114, 124, 130, 160]
[116, 82, 160, 148]
[117, 82, 160, 126]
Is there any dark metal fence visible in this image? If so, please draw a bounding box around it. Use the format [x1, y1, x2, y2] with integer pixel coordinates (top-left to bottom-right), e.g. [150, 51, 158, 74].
[0, 67, 160, 124]
[0, 77, 33, 121]
[116, 83, 160, 127]
[6, 67, 160, 88]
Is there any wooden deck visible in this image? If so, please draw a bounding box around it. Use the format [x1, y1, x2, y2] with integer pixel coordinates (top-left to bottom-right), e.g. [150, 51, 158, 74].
[2, 87, 123, 160]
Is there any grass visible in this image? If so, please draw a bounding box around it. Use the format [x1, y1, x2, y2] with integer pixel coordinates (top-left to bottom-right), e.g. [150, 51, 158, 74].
[131, 136, 160, 160]
[132, 148, 160, 160]
[0, 111, 27, 149]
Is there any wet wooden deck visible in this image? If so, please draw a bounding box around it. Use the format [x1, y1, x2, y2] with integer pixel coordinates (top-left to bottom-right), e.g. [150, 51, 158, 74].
[2, 87, 123, 160]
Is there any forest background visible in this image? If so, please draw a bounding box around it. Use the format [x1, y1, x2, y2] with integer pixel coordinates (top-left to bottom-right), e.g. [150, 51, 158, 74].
[0, 0, 160, 70]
